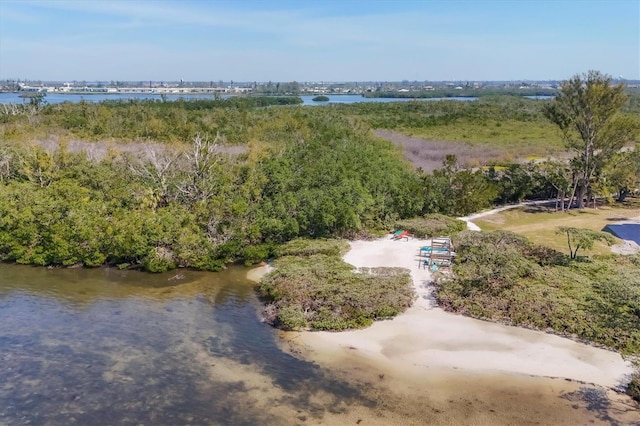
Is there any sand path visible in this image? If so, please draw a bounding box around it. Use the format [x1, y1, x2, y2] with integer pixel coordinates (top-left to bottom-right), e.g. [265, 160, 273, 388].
[459, 201, 640, 254]
[287, 236, 634, 389]
[458, 199, 562, 231]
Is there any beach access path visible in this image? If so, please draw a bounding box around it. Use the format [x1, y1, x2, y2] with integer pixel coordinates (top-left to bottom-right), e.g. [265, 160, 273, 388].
[287, 235, 634, 389]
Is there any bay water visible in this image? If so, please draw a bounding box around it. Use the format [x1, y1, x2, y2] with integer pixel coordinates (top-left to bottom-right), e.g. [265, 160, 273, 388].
[0, 264, 636, 425]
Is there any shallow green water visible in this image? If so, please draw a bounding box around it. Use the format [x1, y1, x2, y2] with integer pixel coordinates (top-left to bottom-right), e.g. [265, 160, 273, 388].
[0, 264, 371, 425]
[2, 264, 637, 425]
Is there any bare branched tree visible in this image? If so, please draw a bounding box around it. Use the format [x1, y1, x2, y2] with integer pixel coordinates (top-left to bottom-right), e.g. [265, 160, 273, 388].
[176, 133, 224, 203]
[126, 144, 182, 207]
[0, 103, 22, 116]
[0, 148, 14, 182]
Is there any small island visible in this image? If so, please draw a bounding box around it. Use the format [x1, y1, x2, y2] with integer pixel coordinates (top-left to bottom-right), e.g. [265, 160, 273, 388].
[312, 95, 330, 102]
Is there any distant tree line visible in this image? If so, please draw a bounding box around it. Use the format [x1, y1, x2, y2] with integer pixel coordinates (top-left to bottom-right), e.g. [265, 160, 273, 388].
[363, 87, 558, 99]
[253, 81, 302, 96]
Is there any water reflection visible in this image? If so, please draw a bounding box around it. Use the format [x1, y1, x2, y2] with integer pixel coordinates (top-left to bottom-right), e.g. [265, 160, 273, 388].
[0, 92, 480, 106]
[0, 264, 237, 303]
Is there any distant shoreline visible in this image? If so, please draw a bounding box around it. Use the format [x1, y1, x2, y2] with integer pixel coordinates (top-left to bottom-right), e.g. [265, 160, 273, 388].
[3, 90, 552, 99]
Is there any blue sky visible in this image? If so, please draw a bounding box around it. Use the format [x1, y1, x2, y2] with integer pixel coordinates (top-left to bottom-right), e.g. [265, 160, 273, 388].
[0, 0, 638, 82]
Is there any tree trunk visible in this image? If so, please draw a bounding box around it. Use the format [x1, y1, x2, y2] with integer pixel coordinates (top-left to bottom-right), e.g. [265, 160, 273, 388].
[566, 182, 577, 210]
[618, 188, 628, 203]
[587, 187, 596, 209]
[566, 230, 574, 258]
[575, 181, 587, 209]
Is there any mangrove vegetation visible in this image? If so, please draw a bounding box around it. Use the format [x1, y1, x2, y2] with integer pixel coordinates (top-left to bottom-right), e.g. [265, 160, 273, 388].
[259, 239, 415, 330]
[0, 78, 638, 272]
[1, 73, 640, 400]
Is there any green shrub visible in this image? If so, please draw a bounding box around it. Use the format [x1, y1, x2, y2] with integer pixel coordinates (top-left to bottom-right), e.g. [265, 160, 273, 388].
[276, 304, 308, 330]
[0, 101, 428, 273]
[242, 244, 273, 266]
[434, 230, 640, 356]
[142, 247, 177, 273]
[258, 255, 415, 331]
[395, 214, 467, 238]
[628, 373, 640, 402]
[274, 238, 350, 258]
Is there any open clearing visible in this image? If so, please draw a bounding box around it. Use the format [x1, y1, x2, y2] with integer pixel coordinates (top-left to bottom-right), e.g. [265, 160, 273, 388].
[374, 128, 571, 172]
[474, 199, 640, 256]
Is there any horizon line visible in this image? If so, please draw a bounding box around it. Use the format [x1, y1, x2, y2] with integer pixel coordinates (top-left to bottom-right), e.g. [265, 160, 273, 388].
[2, 78, 639, 84]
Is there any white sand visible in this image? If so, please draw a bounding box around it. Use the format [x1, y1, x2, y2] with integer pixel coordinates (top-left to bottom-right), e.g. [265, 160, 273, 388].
[288, 236, 635, 389]
[246, 264, 273, 283]
[458, 199, 559, 231]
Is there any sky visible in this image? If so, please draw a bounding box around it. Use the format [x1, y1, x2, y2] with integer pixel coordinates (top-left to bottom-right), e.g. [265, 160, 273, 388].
[0, 0, 638, 82]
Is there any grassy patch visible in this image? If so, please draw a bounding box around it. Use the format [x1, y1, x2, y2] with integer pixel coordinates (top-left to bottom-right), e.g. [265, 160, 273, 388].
[474, 202, 640, 256]
[401, 119, 564, 157]
[258, 253, 415, 331]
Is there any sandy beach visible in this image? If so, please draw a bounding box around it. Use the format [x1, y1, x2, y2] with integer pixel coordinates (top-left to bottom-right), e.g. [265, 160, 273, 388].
[250, 235, 640, 423]
[282, 236, 634, 389]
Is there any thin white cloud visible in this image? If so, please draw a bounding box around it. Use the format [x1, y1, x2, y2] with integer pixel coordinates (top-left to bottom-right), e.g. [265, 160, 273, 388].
[1, 1, 638, 80]
[21, 0, 305, 31]
[11, 1, 466, 49]
[0, 4, 41, 24]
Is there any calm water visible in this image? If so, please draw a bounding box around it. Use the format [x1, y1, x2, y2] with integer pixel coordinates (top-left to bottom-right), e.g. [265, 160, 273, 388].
[0, 265, 374, 425]
[0, 92, 481, 106]
[0, 264, 636, 425]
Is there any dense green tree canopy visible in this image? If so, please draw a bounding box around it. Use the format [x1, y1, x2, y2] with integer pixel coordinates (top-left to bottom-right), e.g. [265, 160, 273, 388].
[544, 71, 638, 208]
[0, 106, 423, 271]
[0, 78, 638, 271]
